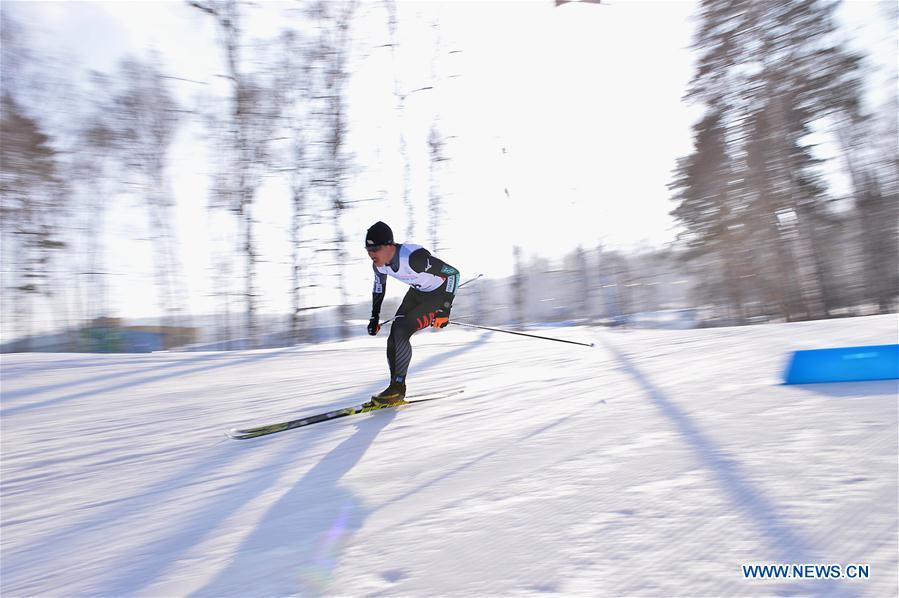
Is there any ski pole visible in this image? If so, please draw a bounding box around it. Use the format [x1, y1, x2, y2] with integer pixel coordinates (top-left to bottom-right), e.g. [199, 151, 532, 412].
[379, 273, 483, 327]
[462, 273, 484, 287]
[449, 320, 595, 347]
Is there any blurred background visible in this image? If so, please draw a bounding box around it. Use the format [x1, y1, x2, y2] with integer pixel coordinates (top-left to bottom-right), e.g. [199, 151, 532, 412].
[1, 0, 896, 353]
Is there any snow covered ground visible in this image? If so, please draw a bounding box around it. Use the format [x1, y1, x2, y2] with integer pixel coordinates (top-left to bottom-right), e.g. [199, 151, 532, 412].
[1, 315, 896, 597]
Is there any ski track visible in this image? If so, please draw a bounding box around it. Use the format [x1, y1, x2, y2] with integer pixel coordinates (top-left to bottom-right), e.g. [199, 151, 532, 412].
[1, 316, 897, 596]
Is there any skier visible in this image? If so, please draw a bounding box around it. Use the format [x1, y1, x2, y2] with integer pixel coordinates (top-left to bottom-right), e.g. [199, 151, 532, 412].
[364, 221, 460, 406]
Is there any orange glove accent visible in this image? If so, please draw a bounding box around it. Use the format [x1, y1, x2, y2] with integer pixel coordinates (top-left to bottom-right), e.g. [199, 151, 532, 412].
[431, 307, 450, 329]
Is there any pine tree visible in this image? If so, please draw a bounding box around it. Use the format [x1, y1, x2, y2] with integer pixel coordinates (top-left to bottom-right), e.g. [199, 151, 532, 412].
[673, 0, 868, 321]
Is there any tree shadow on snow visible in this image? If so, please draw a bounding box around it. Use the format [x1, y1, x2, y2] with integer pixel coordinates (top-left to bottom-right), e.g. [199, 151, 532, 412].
[1, 346, 299, 417]
[597, 335, 853, 597]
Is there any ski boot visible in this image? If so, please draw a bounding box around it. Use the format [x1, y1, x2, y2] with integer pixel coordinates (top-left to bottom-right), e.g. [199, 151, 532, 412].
[368, 381, 407, 408]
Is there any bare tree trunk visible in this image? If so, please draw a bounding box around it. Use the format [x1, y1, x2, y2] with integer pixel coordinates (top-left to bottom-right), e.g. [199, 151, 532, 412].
[223, 5, 259, 346]
[193, 0, 281, 348]
[240, 193, 256, 343]
[320, 1, 356, 340]
[512, 246, 525, 327]
[383, 0, 414, 240]
[290, 183, 305, 344]
[146, 188, 181, 327]
[428, 123, 446, 252]
[719, 221, 747, 325]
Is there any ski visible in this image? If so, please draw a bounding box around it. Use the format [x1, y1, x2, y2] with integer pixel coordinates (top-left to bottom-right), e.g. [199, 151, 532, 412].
[227, 388, 464, 440]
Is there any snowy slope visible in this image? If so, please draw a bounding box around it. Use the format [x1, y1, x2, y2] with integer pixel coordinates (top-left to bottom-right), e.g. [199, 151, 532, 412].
[1, 315, 896, 597]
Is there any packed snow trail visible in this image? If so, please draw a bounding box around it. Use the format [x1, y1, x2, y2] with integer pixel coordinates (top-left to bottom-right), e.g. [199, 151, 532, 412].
[1, 315, 896, 596]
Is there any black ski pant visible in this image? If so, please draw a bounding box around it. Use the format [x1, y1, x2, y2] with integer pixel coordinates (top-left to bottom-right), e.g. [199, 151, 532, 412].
[387, 286, 446, 384]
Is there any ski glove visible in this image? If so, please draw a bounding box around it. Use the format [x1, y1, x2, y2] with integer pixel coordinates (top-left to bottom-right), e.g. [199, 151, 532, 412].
[431, 306, 450, 329]
[367, 317, 381, 336]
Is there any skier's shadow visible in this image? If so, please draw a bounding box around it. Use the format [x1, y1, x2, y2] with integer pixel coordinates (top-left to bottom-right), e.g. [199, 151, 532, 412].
[193, 410, 397, 597]
[193, 331, 486, 596]
[597, 335, 856, 597]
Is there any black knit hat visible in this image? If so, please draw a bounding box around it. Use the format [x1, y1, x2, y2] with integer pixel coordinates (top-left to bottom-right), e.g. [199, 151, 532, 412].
[365, 221, 394, 248]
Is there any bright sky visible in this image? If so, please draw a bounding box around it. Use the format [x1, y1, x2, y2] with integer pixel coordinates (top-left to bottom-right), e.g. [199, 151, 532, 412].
[5, 0, 893, 322]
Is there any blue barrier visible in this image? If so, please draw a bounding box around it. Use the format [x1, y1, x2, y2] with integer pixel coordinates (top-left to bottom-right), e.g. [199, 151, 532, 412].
[784, 344, 899, 384]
